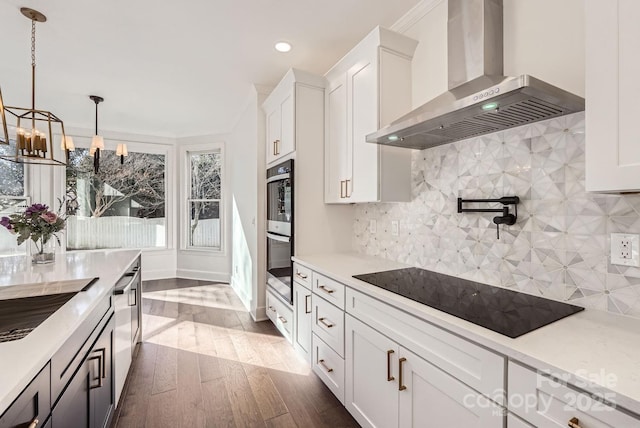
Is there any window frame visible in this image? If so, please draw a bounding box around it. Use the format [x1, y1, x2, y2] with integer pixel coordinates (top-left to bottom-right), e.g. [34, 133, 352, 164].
[182, 144, 225, 252]
[62, 136, 173, 252]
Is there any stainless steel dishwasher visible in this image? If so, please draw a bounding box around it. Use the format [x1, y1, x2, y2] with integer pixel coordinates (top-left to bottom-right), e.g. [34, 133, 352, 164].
[113, 256, 141, 405]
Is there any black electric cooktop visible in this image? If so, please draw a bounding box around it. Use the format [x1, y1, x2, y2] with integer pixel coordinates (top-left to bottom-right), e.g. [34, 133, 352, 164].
[353, 268, 584, 338]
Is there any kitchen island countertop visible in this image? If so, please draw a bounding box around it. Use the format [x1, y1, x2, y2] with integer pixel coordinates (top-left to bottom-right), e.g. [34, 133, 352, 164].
[293, 252, 640, 416]
[0, 249, 140, 415]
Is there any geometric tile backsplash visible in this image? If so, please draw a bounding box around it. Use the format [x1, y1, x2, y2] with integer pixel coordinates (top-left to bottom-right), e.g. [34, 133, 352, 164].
[354, 112, 640, 319]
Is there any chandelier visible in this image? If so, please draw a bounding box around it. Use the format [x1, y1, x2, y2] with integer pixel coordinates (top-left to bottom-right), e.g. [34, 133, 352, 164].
[0, 8, 69, 166]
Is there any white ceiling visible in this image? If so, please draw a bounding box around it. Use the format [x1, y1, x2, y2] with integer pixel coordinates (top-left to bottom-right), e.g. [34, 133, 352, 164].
[0, 0, 421, 138]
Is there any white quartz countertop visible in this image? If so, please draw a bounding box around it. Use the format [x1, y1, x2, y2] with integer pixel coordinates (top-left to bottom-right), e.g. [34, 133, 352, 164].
[293, 253, 640, 416]
[0, 249, 140, 415]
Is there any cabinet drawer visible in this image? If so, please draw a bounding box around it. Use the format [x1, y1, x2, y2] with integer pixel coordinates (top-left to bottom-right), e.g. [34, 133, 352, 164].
[346, 287, 505, 403]
[312, 272, 345, 309]
[312, 295, 345, 357]
[508, 362, 639, 428]
[0, 363, 50, 428]
[266, 289, 293, 342]
[312, 333, 345, 404]
[292, 263, 312, 290]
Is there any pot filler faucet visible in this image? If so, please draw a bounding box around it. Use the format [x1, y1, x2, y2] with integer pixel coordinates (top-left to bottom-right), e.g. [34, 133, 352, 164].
[457, 196, 520, 239]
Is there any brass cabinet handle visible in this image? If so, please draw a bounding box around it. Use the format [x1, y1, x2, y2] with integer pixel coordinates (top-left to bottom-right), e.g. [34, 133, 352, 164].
[278, 316, 288, 324]
[387, 350, 395, 381]
[318, 284, 335, 294]
[274, 139, 280, 155]
[305, 294, 311, 314]
[340, 180, 345, 198]
[268, 306, 276, 312]
[28, 419, 39, 428]
[568, 417, 582, 428]
[296, 271, 308, 279]
[318, 317, 334, 328]
[398, 357, 407, 391]
[318, 359, 334, 373]
[345, 179, 351, 197]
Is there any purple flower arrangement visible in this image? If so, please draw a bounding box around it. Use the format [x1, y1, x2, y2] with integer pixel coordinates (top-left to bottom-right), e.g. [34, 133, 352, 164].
[1, 201, 66, 254]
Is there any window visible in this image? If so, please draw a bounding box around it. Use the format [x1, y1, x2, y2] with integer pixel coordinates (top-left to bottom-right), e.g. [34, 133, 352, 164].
[187, 150, 222, 250]
[0, 141, 27, 255]
[65, 147, 167, 250]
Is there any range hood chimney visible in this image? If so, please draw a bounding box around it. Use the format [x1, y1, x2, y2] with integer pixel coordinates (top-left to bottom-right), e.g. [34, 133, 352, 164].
[366, 0, 584, 150]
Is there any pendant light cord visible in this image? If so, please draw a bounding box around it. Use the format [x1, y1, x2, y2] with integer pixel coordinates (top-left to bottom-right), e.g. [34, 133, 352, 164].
[31, 18, 36, 128]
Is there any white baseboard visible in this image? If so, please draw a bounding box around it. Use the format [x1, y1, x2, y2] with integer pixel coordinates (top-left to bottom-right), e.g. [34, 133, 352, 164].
[142, 269, 177, 281]
[176, 269, 230, 283]
[253, 305, 268, 322]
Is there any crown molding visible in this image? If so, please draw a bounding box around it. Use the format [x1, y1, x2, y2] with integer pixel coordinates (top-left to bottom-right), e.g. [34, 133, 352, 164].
[391, 0, 445, 34]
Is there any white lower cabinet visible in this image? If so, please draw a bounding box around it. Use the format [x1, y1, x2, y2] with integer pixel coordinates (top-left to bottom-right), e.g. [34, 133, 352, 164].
[293, 281, 312, 363]
[346, 314, 504, 428]
[508, 362, 639, 428]
[266, 289, 293, 343]
[345, 315, 399, 428]
[507, 413, 534, 428]
[312, 333, 345, 403]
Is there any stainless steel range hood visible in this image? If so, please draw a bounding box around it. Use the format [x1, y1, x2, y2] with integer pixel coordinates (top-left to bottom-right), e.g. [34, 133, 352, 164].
[366, 0, 585, 150]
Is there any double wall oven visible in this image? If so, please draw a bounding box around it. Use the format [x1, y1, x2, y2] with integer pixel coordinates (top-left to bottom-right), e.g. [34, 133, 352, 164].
[266, 160, 294, 304]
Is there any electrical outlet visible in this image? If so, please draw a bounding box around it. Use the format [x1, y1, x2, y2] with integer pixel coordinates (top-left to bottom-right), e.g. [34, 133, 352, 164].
[611, 233, 640, 267]
[369, 219, 377, 234]
[391, 220, 399, 236]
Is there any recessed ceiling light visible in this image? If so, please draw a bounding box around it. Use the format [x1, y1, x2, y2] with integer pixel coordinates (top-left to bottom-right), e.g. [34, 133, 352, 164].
[275, 41, 292, 53]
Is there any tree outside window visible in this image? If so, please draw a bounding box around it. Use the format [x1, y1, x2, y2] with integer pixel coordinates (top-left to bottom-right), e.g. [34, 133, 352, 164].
[0, 141, 27, 255]
[188, 151, 222, 250]
[65, 148, 166, 250]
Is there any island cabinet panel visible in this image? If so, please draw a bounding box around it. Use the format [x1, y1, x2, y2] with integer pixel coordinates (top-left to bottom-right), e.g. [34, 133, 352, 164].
[0, 363, 50, 428]
[52, 313, 115, 428]
[51, 293, 111, 400]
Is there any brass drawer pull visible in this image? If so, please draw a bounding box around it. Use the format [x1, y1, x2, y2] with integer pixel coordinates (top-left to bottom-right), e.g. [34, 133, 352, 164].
[318, 317, 334, 328]
[340, 180, 346, 198]
[278, 316, 288, 324]
[345, 179, 351, 197]
[318, 285, 335, 294]
[296, 271, 308, 279]
[275, 139, 280, 155]
[568, 417, 581, 428]
[398, 357, 407, 391]
[305, 294, 311, 314]
[387, 350, 395, 381]
[28, 419, 39, 428]
[318, 359, 334, 373]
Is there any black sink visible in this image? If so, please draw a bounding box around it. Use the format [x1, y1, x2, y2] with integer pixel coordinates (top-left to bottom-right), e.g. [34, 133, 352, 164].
[0, 293, 78, 342]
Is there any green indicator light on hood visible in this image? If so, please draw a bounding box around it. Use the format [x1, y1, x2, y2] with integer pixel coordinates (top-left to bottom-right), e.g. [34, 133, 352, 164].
[482, 102, 498, 111]
[388, 135, 399, 141]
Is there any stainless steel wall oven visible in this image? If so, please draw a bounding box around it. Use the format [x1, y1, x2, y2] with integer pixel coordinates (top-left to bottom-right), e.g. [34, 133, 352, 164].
[266, 159, 294, 304]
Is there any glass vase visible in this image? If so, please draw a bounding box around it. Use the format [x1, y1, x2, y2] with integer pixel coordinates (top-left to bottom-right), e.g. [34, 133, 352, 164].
[30, 239, 56, 264]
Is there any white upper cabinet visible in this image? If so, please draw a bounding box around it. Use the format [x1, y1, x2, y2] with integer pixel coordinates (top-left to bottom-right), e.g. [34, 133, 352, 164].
[263, 69, 323, 166]
[586, 0, 640, 192]
[325, 27, 417, 203]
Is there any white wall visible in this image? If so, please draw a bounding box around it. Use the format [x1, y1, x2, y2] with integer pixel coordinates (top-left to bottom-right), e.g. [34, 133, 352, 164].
[175, 136, 231, 283]
[228, 86, 268, 321]
[393, 0, 585, 108]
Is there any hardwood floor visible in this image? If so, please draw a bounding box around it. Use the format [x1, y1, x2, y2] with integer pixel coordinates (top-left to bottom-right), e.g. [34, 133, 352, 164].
[112, 279, 359, 428]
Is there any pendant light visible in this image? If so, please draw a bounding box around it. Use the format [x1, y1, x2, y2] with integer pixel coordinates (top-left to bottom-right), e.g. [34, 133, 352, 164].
[116, 144, 128, 164]
[89, 95, 105, 173]
[0, 8, 69, 166]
